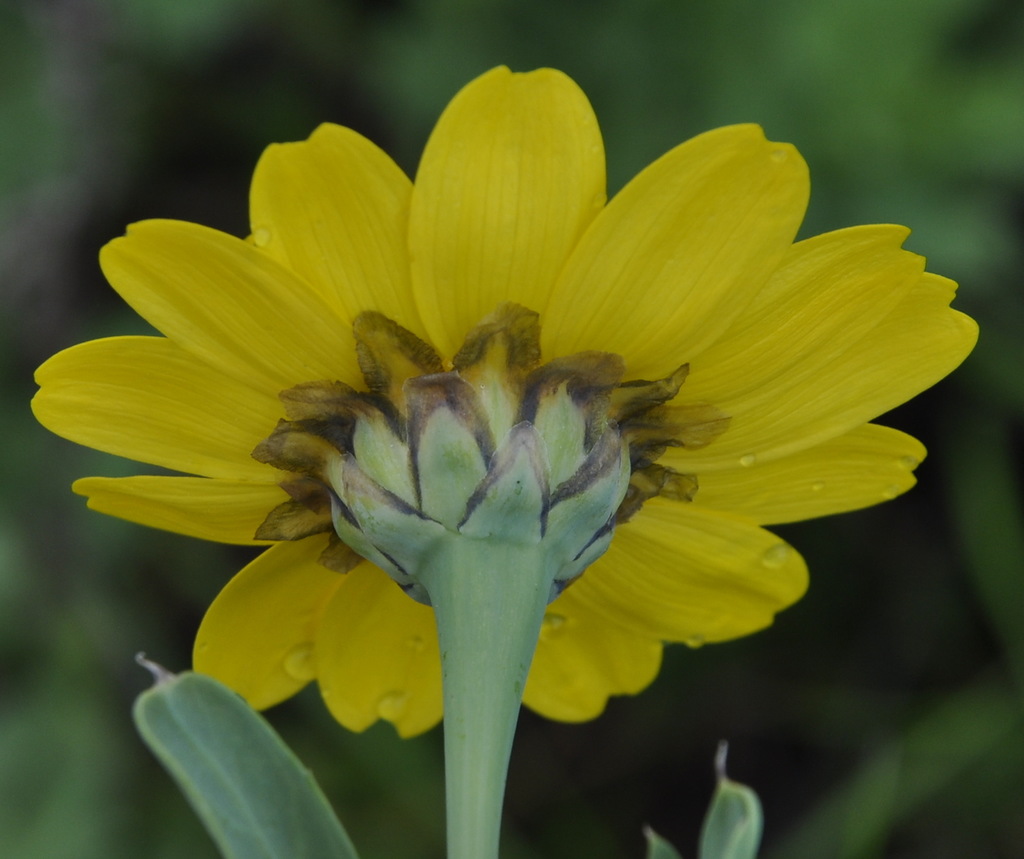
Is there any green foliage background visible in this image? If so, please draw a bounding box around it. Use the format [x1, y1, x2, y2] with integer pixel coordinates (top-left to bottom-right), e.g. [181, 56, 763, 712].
[2, 0, 1022, 856]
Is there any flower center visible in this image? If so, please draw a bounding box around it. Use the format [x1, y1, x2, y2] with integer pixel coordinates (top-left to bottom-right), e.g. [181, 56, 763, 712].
[252, 303, 728, 603]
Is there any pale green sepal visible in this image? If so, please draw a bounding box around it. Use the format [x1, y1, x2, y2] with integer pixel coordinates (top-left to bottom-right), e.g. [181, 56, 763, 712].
[532, 383, 587, 485]
[133, 667, 359, 859]
[328, 456, 447, 574]
[351, 418, 416, 506]
[475, 368, 519, 443]
[560, 525, 615, 585]
[544, 432, 630, 582]
[458, 423, 547, 544]
[643, 825, 684, 859]
[415, 405, 489, 528]
[327, 504, 411, 581]
[698, 746, 763, 859]
[325, 502, 434, 603]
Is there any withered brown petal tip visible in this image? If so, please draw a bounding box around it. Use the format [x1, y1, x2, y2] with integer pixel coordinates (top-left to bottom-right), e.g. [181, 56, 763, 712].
[452, 302, 541, 373]
[254, 498, 334, 541]
[318, 534, 363, 574]
[616, 463, 698, 523]
[279, 380, 358, 420]
[353, 311, 444, 398]
[520, 352, 625, 424]
[610, 363, 690, 422]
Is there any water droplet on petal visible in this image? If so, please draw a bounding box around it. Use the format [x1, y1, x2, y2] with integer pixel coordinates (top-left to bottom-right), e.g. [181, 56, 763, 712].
[739, 453, 757, 467]
[899, 455, 919, 470]
[770, 148, 789, 162]
[544, 613, 566, 629]
[540, 613, 567, 640]
[685, 634, 705, 648]
[882, 484, 901, 500]
[811, 481, 826, 492]
[283, 643, 316, 681]
[377, 690, 408, 721]
[761, 543, 791, 569]
[252, 227, 271, 247]
[405, 635, 425, 653]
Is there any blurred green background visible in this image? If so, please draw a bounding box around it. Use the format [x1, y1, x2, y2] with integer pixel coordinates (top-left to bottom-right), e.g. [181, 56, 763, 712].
[2, 0, 1023, 856]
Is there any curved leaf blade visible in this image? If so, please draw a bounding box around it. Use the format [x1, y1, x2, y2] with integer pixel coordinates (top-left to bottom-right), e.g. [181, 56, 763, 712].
[133, 667, 358, 859]
[644, 824, 685, 859]
[699, 745, 763, 859]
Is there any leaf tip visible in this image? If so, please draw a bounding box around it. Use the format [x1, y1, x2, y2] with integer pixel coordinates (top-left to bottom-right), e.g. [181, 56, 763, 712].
[135, 652, 177, 687]
[715, 739, 730, 781]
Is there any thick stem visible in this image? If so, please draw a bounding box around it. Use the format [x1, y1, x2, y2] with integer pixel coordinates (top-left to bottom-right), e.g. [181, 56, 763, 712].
[418, 537, 555, 859]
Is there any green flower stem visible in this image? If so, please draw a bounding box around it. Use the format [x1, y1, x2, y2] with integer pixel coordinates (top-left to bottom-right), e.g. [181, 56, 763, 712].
[418, 536, 557, 859]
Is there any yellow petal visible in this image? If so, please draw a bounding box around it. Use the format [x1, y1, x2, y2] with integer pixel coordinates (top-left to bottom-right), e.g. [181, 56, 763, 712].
[573, 498, 808, 644]
[73, 475, 285, 543]
[410, 66, 606, 357]
[100, 219, 360, 392]
[683, 424, 926, 524]
[316, 564, 442, 738]
[194, 536, 343, 709]
[523, 594, 662, 722]
[669, 226, 921, 415]
[250, 123, 425, 336]
[32, 336, 280, 479]
[543, 125, 809, 378]
[673, 269, 978, 471]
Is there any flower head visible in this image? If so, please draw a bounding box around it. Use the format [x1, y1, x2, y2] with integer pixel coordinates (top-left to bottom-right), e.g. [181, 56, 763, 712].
[33, 67, 977, 737]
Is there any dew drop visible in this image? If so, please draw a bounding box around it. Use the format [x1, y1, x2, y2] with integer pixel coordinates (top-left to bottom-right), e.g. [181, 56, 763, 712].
[685, 634, 705, 648]
[540, 613, 567, 639]
[377, 690, 408, 720]
[738, 453, 757, 467]
[770, 148, 789, 162]
[899, 455, 920, 470]
[761, 543, 791, 569]
[405, 635, 426, 653]
[252, 227, 271, 247]
[283, 643, 316, 681]
[882, 484, 901, 500]
[543, 613, 566, 629]
[811, 481, 826, 492]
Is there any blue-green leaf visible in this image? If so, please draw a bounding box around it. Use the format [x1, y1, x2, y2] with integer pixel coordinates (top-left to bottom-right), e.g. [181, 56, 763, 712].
[699, 746, 763, 859]
[644, 824, 685, 859]
[133, 663, 359, 859]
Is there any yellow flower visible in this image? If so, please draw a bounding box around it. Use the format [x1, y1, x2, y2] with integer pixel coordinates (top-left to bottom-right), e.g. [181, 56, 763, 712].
[32, 67, 977, 738]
